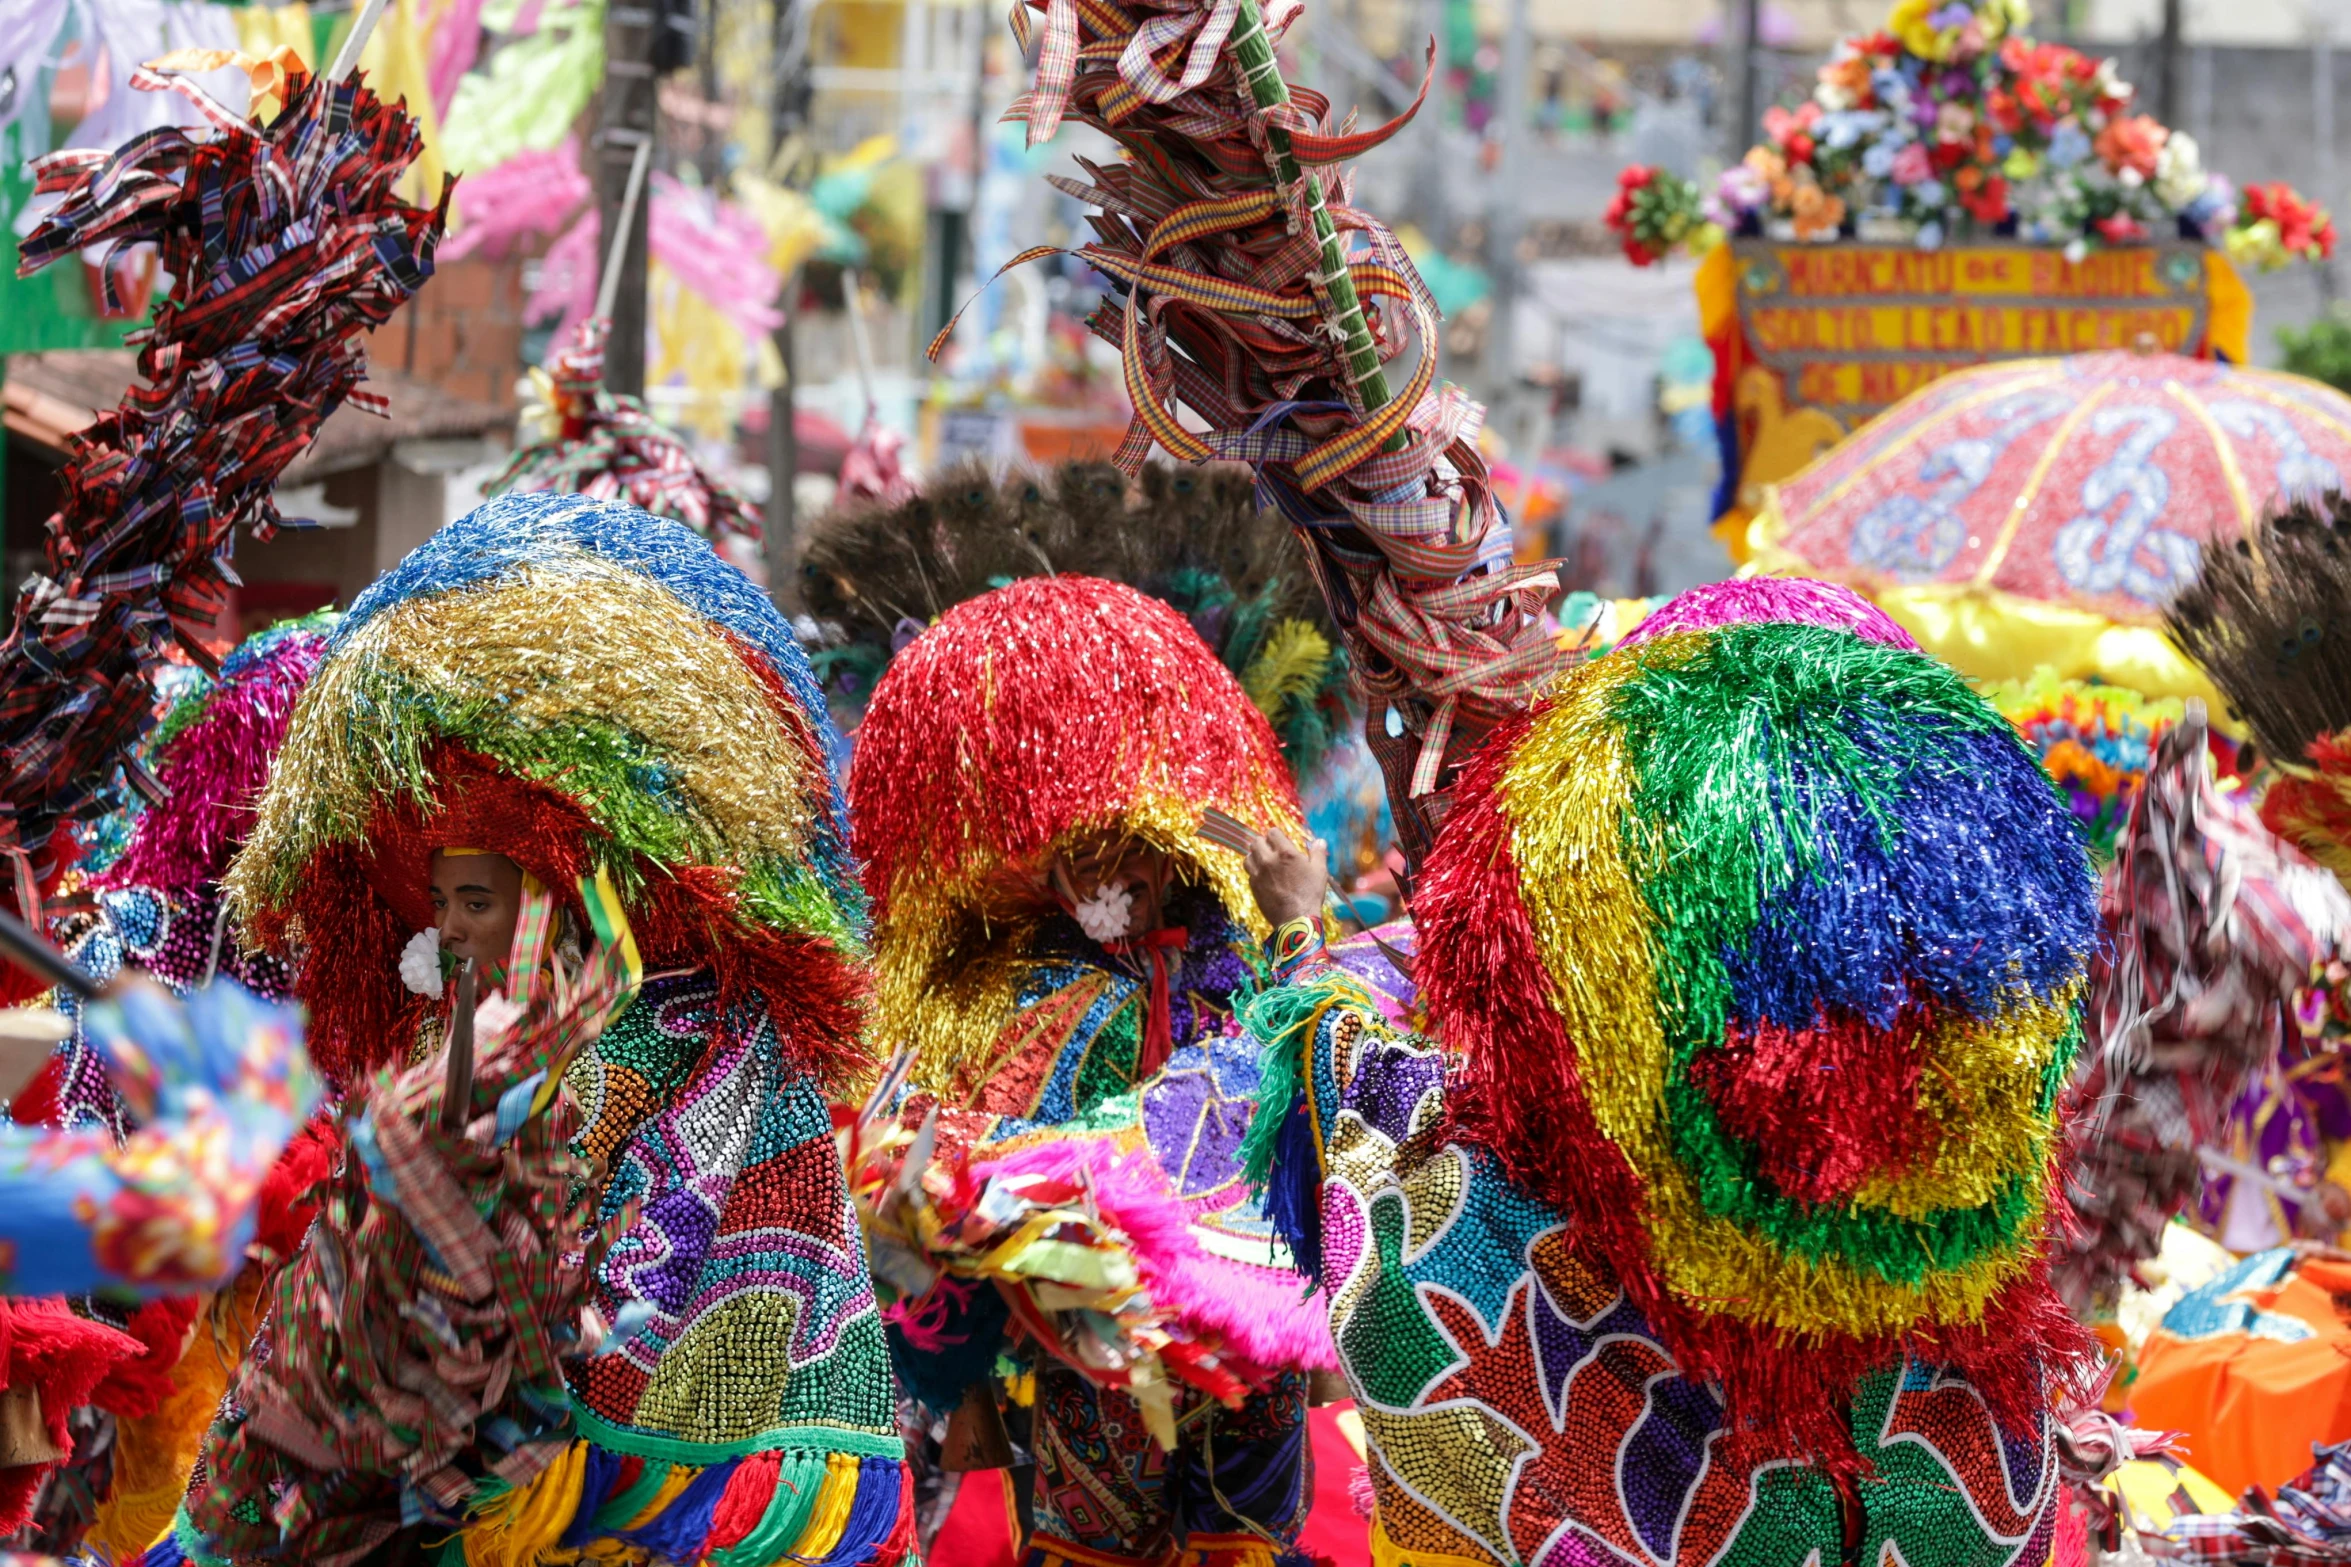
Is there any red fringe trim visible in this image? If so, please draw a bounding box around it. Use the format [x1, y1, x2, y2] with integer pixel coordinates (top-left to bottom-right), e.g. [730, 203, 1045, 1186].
[703, 1449, 783, 1555]
[1419, 713, 2092, 1468]
[847, 576, 1297, 920]
[253, 745, 870, 1090]
[87, 1296, 201, 1420]
[0, 1298, 147, 1530]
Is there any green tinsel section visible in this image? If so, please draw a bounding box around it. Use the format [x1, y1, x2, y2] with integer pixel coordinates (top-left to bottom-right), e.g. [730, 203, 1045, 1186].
[262, 654, 859, 950]
[1236, 975, 1350, 1191]
[1606, 625, 2064, 1281]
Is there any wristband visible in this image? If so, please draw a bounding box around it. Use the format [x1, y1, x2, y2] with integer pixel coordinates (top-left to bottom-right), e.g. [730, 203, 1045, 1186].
[1267, 915, 1325, 979]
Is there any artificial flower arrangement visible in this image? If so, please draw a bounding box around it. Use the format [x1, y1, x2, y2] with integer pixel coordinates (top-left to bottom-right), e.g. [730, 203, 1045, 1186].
[1607, 0, 2332, 267]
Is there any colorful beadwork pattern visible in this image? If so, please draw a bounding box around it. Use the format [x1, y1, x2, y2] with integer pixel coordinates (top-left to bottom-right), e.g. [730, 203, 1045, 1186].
[1247, 967, 2060, 1567]
[909, 894, 1337, 1380]
[1027, 1362, 1313, 1567]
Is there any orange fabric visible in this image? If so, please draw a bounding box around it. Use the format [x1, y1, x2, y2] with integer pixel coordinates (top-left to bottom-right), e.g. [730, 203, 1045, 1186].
[2132, 1268, 2351, 1495]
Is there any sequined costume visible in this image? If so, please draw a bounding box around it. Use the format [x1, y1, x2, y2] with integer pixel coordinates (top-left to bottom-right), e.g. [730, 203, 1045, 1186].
[850, 576, 1332, 1567]
[144, 492, 911, 1567]
[1239, 581, 2098, 1567]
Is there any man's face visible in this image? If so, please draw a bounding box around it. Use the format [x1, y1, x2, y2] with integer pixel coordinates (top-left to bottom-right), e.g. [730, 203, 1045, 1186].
[428, 850, 525, 970]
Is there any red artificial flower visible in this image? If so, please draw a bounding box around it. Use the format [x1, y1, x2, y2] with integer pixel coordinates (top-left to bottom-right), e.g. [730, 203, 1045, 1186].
[1960, 173, 2010, 223]
[2095, 211, 2148, 244]
[1931, 140, 1969, 172]
[1618, 164, 1657, 192]
[1985, 88, 2022, 135]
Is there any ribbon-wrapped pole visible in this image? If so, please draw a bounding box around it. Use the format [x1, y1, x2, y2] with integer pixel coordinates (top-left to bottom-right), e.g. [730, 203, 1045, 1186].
[947, 0, 1564, 877]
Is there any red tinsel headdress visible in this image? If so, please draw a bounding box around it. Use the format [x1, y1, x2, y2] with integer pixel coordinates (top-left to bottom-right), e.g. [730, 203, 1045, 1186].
[850, 574, 1301, 1070]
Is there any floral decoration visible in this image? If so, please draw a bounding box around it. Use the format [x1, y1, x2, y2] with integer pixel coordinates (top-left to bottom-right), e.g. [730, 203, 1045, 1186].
[1615, 0, 2328, 264]
[1603, 164, 1720, 266]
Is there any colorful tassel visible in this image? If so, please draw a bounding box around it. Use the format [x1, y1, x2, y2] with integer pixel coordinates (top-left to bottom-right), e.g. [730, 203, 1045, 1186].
[461, 1441, 589, 1567]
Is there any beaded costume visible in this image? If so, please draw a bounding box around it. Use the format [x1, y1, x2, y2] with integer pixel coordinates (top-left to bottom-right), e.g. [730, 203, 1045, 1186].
[850, 575, 1333, 1567]
[1239, 581, 2099, 1567]
[145, 492, 911, 1567]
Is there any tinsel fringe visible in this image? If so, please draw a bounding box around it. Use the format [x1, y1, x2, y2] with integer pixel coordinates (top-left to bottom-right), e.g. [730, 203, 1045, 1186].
[264, 749, 869, 1088]
[98, 626, 328, 897]
[851, 576, 1299, 1081]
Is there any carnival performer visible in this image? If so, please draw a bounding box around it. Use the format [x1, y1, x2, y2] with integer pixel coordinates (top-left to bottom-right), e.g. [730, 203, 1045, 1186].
[850, 574, 1335, 1567]
[140, 490, 911, 1567]
[0, 617, 336, 1560]
[1232, 580, 2100, 1567]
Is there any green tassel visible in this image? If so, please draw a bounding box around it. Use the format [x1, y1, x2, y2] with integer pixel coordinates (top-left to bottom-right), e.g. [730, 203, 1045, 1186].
[1237, 976, 1351, 1189]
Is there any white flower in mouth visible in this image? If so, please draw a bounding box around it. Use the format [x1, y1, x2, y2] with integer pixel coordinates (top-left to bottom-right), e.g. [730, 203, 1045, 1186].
[399, 929, 445, 997]
[1072, 880, 1136, 943]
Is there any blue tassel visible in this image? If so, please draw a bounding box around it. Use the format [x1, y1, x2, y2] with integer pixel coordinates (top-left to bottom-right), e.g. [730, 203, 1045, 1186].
[819, 1458, 904, 1565]
[613, 1457, 739, 1562]
[558, 1444, 627, 1548]
[1263, 1090, 1324, 1291]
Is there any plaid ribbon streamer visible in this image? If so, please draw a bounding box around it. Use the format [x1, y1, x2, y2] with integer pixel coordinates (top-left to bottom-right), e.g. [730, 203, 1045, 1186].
[182, 932, 636, 1567]
[2056, 705, 2351, 1315]
[486, 315, 765, 547]
[7, 61, 445, 926]
[2130, 1442, 2351, 1567]
[942, 0, 1560, 825]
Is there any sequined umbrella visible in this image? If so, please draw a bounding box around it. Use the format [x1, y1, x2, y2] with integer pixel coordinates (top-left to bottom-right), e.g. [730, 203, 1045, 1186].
[1748, 350, 2351, 700]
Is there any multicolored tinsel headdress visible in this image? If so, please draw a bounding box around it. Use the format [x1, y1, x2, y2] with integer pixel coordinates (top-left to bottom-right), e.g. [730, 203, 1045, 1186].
[850, 575, 1301, 1069]
[4, 55, 443, 973]
[804, 460, 1348, 773]
[97, 615, 334, 899]
[1414, 589, 2099, 1458]
[225, 491, 864, 1086]
[486, 315, 765, 558]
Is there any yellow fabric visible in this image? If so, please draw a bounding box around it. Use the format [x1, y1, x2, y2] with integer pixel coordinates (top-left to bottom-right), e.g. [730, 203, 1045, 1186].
[2206, 252, 2253, 366]
[2109, 1456, 2236, 1529]
[1694, 241, 1737, 343]
[87, 1281, 256, 1564]
[463, 1443, 590, 1567]
[1369, 1519, 1503, 1567]
[787, 1453, 865, 1560]
[231, 0, 443, 209]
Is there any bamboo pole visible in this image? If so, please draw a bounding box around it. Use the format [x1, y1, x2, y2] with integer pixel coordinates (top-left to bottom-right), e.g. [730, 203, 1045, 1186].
[1224, 0, 1395, 424]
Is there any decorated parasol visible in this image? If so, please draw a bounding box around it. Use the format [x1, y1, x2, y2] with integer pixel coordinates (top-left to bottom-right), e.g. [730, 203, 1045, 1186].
[1748, 349, 2351, 701]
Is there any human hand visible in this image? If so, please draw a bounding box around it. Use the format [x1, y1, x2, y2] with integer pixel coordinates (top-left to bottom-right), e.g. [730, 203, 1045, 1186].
[1245, 828, 1327, 929]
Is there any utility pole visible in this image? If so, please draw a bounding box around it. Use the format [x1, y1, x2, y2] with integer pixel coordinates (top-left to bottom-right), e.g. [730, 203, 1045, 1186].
[765, 0, 815, 612]
[1480, 0, 1532, 402]
[2155, 0, 2182, 126]
[2320, 9, 2340, 303]
[596, 1, 659, 397]
[1733, 0, 1761, 160]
